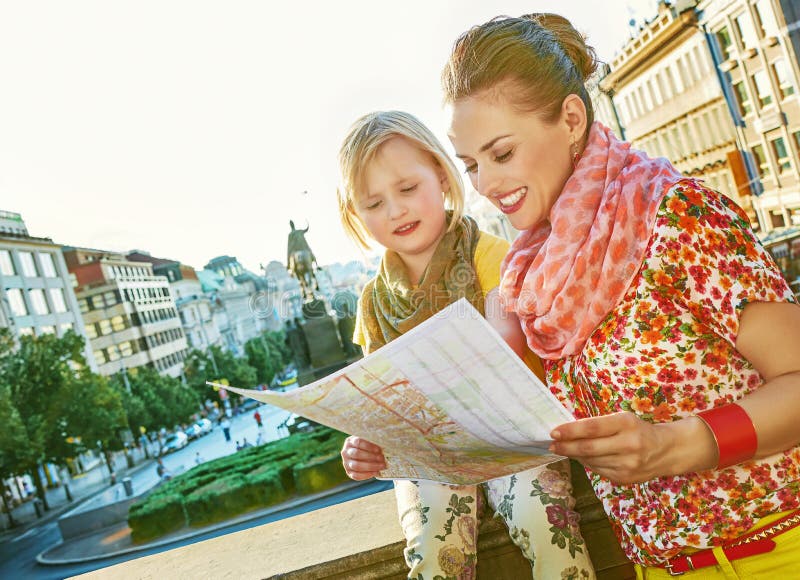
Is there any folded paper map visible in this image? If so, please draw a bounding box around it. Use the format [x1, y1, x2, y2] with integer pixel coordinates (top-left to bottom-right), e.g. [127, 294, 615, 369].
[209, 298, 574, 484]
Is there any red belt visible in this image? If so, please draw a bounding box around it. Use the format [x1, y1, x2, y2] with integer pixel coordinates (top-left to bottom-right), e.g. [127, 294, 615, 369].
[659, 510, 800, 576]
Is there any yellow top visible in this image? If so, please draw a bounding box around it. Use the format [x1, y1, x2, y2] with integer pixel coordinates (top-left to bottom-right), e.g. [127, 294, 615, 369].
[354, 231, 544, 380]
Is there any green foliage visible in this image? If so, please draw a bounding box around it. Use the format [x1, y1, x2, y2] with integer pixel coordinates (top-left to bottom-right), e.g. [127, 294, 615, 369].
[0, 329, 126, 492]
[113, 366, 200, 434]
[244, 330, 293, 386]
[128, 492, 186, 543]
[127, 427, 348, 541]
[184, 345, 257, 402]
[292, 451, 349, 496]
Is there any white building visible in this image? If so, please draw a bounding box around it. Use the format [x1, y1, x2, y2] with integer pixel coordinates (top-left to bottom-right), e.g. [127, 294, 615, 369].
[0, 211, 97, 370]
[63, 247, 188, 379]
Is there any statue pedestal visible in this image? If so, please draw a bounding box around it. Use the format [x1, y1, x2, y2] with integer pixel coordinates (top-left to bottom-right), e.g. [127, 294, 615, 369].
[301, 316, 345, 369]
[294, 298, 355, 384]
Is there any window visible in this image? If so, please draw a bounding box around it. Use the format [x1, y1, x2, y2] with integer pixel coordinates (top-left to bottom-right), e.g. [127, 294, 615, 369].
[753, 70, 773, 107]
[59, 322, 73, 335]
[7, 288, 28, 316]
[733, 81, 753, 116]
[0, 250, 15, 276]
[85, 323, 98, 339]
[773, 60, 796, 99]
[29, 289, 49, 315]
[107, 345, 120, 362]
[120, 341, 133, 357]
[794, 130, 800, 153]
[49, 288, 67, 313]
[104, 291, 116, 306]
[19, 252, 38, 277]
[98, 319, 112, 335]
[111, 315, 126, 331]
[754, 0, 780, 37]
[716, 26, 733, 57]
[19, 327, 34, 337]
[94, 350, 107, 364]
[752, 144, 771, 178]
[771, 137, 791, 172]
[734, 12, 757, 50]
[39, 325, 56, 335]
[693, 45, 709, 75]
[39, 253, 57, 277]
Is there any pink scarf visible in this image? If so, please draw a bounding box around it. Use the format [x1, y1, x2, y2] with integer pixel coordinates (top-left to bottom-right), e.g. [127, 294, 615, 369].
[500, 122, 683, 359]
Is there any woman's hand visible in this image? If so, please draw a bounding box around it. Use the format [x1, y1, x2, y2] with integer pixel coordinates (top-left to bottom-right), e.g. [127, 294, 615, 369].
[341, 436, 387, 480]
[548, 411, 717, 484]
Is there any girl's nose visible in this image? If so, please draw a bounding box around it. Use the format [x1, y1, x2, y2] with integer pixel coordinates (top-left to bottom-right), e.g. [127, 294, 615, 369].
[387, 199, 408, 220]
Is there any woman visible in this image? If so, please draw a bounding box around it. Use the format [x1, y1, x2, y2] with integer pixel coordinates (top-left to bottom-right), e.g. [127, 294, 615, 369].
[442, 13, 800, 578]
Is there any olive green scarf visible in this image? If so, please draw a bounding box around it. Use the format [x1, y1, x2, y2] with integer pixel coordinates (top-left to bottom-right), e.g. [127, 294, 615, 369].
[358, 213, 484, 352]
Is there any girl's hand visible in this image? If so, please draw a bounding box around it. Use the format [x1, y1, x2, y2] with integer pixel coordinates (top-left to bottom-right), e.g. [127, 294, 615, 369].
[341, 436, 387, 480]
[548, 411, 716, 484]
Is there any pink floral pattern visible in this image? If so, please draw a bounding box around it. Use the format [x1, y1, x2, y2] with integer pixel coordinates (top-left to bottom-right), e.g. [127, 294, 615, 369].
[546, 180, 800, 566]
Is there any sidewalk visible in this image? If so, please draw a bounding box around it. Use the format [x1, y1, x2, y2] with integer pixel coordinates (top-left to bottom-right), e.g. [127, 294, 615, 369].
[0, 448, 155, 542]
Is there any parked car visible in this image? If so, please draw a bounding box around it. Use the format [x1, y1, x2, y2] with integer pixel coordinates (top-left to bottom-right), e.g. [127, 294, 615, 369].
[240, 397, 260, 412]
[161, 431, 188, 454]
[184, 423, 202, 440]
[196, 418, 213, 435]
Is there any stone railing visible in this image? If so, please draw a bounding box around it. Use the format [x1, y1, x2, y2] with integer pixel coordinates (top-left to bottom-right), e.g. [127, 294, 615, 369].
[74, 462, 635, 580]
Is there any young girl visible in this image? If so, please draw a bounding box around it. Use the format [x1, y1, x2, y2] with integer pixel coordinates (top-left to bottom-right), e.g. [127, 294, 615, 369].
[337, 110, 595, 580]
[443, 13, 800, 578]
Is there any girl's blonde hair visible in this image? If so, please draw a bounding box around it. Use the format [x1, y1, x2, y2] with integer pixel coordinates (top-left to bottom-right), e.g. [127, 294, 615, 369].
[337, 110, 465, 249]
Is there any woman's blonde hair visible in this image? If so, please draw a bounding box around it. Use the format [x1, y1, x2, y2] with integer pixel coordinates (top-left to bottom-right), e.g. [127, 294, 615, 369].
[337, 110, 465, 249]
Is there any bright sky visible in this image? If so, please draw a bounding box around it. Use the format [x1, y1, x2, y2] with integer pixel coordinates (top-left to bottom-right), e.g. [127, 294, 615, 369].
[0, 0, 657, 273]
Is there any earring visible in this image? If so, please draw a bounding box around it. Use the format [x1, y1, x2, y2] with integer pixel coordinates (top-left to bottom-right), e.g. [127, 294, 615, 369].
[570, 136, 581, 170]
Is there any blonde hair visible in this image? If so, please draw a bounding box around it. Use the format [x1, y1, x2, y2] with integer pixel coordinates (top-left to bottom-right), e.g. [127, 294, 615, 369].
[442, 14, 598, 131]
[337, 110, 465, 249]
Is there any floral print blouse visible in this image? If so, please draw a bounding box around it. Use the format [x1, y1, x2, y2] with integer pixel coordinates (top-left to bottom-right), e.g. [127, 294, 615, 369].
[546, 179, 799, 566]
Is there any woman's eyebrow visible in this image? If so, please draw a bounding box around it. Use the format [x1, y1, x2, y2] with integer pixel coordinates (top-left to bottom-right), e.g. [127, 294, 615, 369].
[454, 134, 512, 158]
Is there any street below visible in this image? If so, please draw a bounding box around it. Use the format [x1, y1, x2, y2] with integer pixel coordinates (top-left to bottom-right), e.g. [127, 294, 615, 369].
[0, 403, 384, 580]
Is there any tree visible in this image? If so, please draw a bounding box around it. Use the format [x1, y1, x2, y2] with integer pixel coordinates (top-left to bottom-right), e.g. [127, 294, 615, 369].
[0, 383, 29, 526]
[54, 372, 128, 477]
[0, 329, 127, 508]
[245, 330, 292, 386]
[184, 346, 257, 402]
[113, 367, 200, 436]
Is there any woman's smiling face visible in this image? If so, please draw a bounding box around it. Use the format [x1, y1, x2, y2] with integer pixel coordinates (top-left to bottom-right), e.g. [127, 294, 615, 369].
[447, 91, 581, 231]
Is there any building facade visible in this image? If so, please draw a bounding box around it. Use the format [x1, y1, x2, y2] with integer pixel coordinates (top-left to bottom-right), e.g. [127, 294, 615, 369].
[0, 211, 97, 370]
[600, 1, 752, 218]
[128, 252, 223, 353]
[63, 247, 188, 379]
[699, 0, 800, 279]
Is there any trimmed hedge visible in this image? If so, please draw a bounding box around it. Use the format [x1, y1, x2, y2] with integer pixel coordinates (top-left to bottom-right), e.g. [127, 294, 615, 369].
[293, 451, 350, 496]
[128, 493, 186, 543]
[128, 427, 348, 543]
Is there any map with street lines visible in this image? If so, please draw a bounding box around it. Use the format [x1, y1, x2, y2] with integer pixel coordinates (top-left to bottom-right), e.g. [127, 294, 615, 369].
[211, 299, 574, 484]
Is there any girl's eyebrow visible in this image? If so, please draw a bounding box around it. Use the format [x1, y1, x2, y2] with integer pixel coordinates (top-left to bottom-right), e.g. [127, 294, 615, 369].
[455, 134, 512, 158]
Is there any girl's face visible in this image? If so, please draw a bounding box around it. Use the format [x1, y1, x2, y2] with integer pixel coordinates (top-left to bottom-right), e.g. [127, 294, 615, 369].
[446, 93, 576, 231]
[356, 136, 449, 270]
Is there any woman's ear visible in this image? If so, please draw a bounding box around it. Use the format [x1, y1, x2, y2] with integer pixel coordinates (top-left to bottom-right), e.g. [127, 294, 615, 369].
[562, 94, 588, 143]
